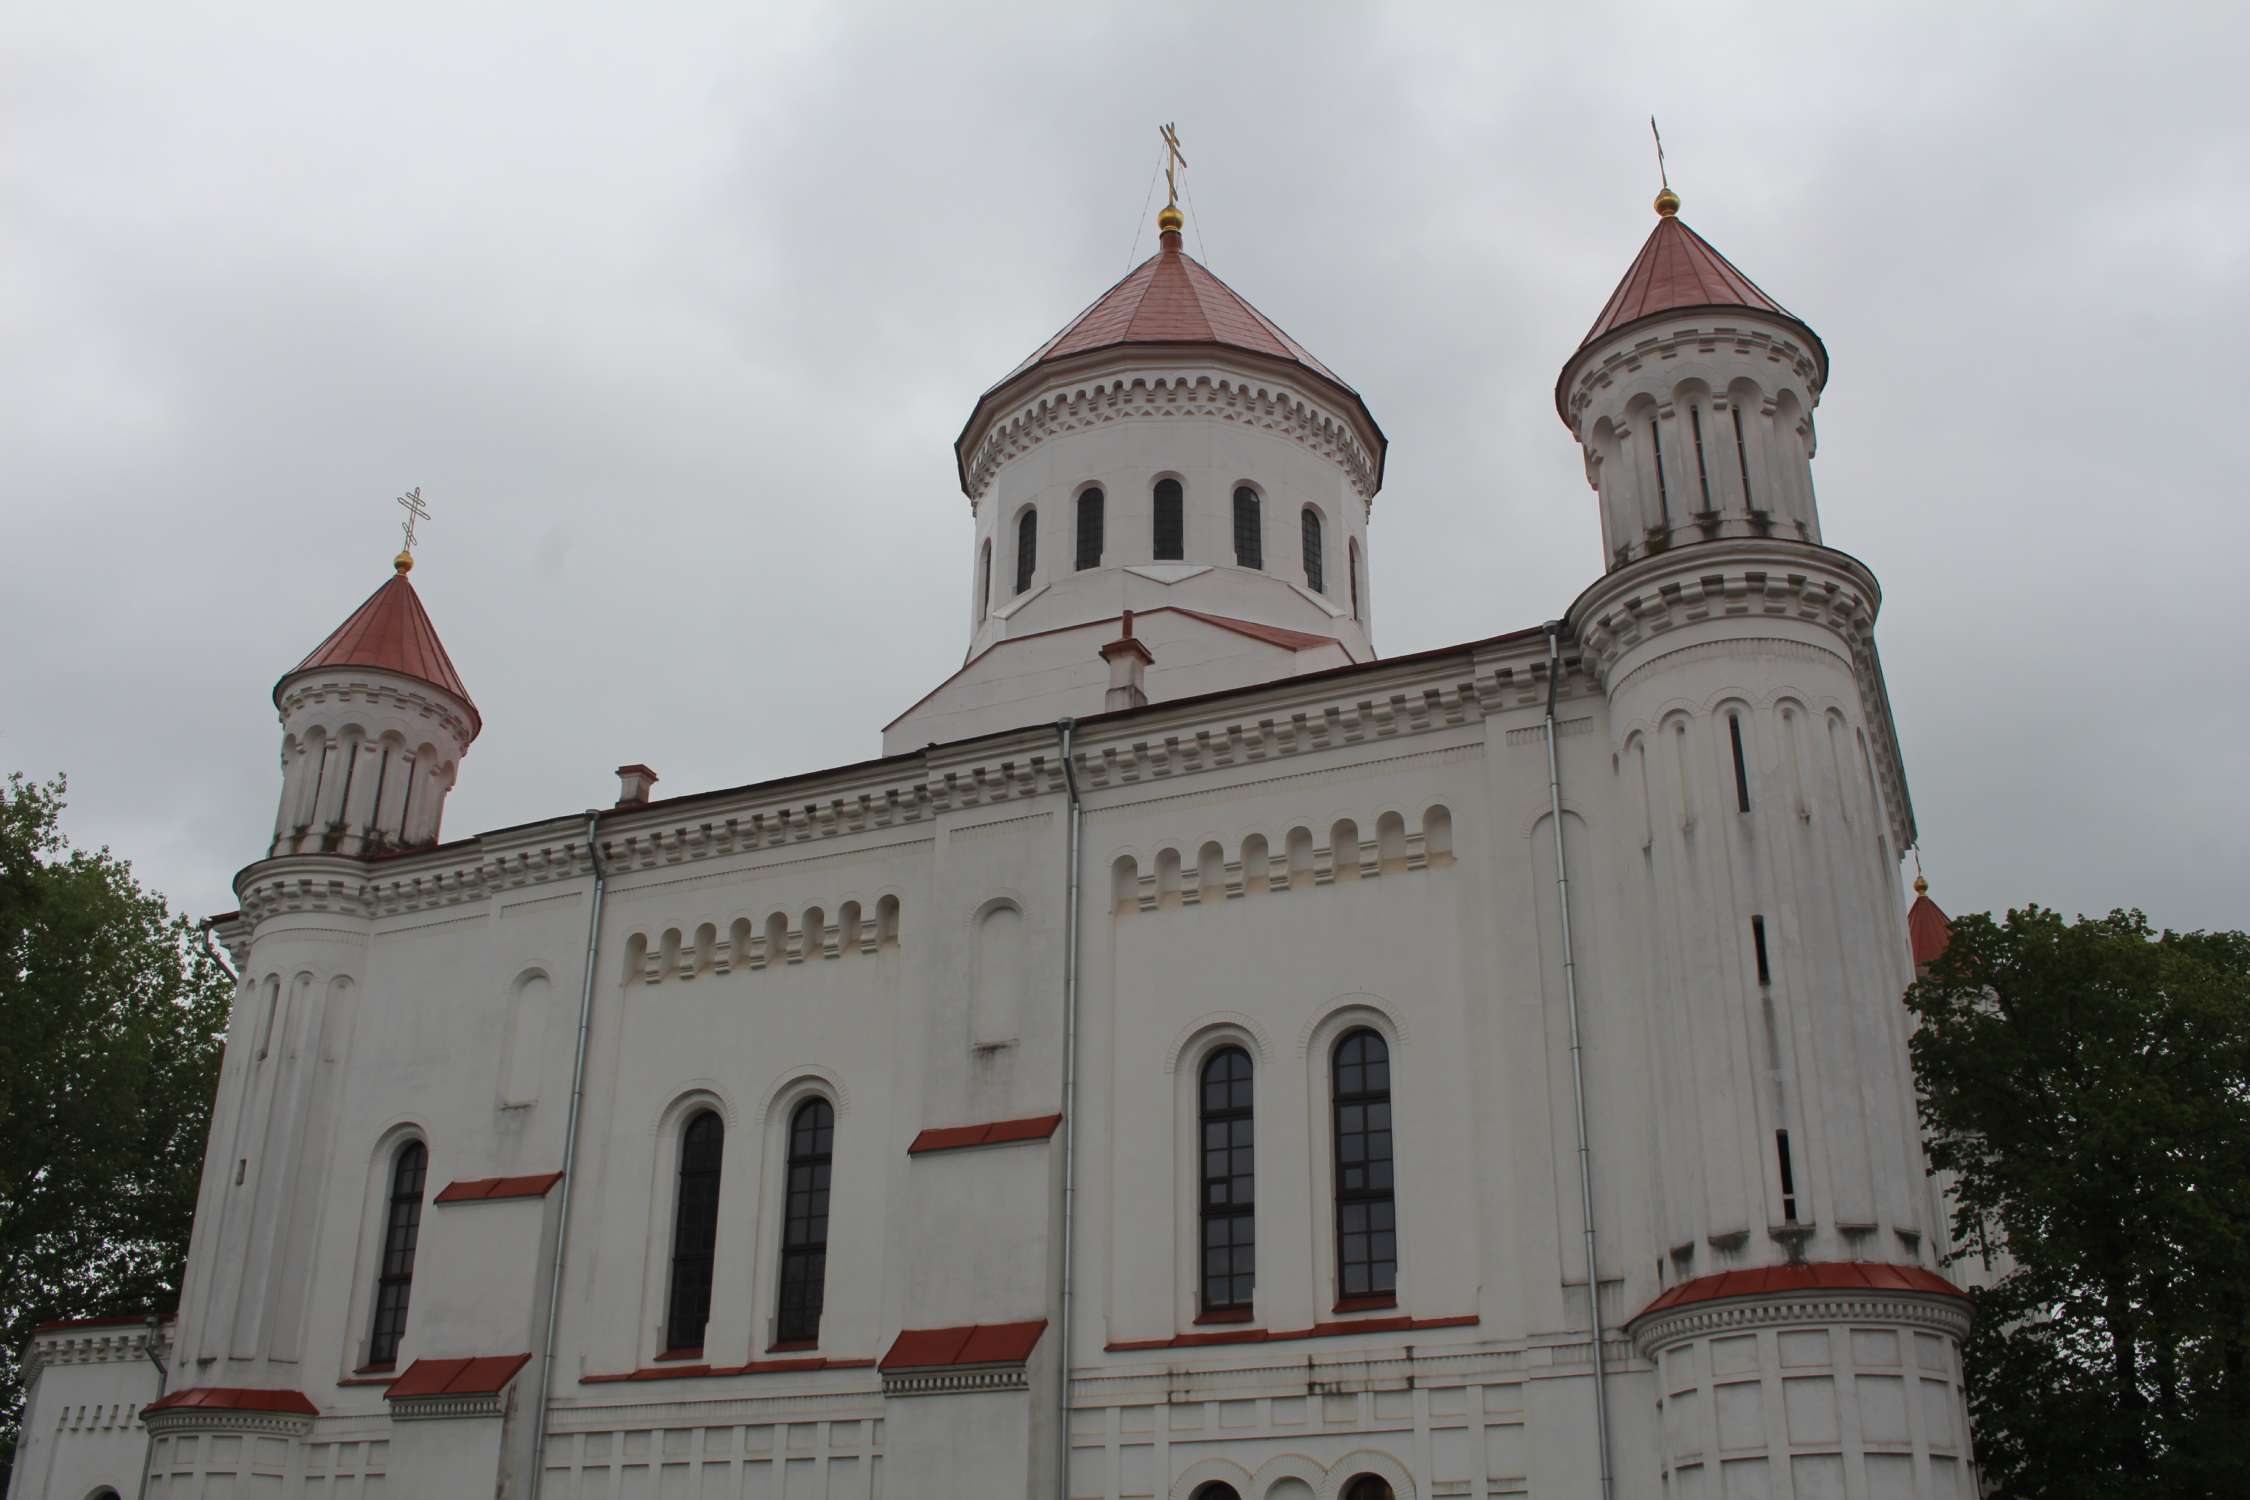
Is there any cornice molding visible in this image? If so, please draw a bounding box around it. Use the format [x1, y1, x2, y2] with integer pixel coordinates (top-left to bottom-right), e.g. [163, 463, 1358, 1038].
[880, 1365, 1029, 1398]
[142, 1406, 314, 1439]
[387, 1392, 503, 1421]
[962, 367, 1380, 507]
[1628, 1288, 1971, 1358]
[23, 1328, 170, 1385]
[276, 671, 476, 749]
[1560, 316, 1825, 436]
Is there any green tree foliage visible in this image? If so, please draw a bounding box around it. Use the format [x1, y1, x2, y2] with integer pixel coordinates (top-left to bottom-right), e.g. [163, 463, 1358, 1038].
[1907, 905, 2250, 1498]
[0, 773, 231, 1480]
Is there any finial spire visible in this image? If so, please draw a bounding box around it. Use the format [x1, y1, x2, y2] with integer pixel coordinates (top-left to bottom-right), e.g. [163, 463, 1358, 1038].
[1157, 122, 1187, 236]
[395, 486, 430, 573]
[1911, 846, 1928, 896]
[1650, 116, 1680, 217]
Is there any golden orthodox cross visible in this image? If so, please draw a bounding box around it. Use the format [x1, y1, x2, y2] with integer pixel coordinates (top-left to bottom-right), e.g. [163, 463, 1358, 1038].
[1650, 116, 1669, 189]
[397, 486, 430, 554]
[1160, 122, 1188, 211]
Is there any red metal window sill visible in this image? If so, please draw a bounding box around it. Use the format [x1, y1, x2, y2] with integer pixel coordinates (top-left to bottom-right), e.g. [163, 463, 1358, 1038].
[1332, 1294, 1398, 1314]
[654, 1347, 704, 1363]
[766, 1339, 819, 1354]
[1194, 1307, 1256, 1325]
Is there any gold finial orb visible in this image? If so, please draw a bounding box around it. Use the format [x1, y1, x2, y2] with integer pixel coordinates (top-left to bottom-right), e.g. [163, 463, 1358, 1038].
[394, 549, 415, 575]
[1913, 874, 1928, 896]
[1157, 203, 1184, 234]
[1654, 186, 1681, 218]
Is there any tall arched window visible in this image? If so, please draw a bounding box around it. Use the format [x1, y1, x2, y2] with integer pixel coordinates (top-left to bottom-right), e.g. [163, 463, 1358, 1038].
[1014, 509, 1038, 594]
[1349, 537, 1362, 620]
[1342, 1478, 1396, 1500]
[1232, 487, 1262, 568]
[1192, 1486, 1243, 1500]
[1332, 1029, 1394, 1300]
[979, 538, 992, 620]
[666, 1110, 724, 1353]
[775, 1098, 834, 1345]
[366, 1139, 427, 1366]
[1199, 1046, 1255, 1312]
[1153, 479, 1184, 561]
[1076, 488, 1105, 570]
[1301, 507, 1326, 593]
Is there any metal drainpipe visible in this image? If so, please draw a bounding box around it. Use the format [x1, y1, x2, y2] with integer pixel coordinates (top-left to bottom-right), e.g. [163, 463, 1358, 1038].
[133, 1314, 168, 1500]
[529, 810, 607, 1495]
[1053, 720, 1085, 1499]
[1545, 622, 1615, 1500]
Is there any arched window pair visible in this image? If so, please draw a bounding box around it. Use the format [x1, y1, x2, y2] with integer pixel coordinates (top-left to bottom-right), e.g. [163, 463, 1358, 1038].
[663, 1099, 834, 1354]
[1195, 1477, 1391, 1500]
[1192, 1026, 1396, 1316]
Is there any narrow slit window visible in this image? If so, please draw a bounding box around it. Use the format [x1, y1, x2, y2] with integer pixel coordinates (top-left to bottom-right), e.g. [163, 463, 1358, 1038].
[1349, 538, 1362, 620]
[366, 1140, 427, 1366]
[1752, 915, 1771, 986]
[1649, 420, 1670, 524]
[1729, 714, 1752, 813]
[1690, 406, 1713, 510]
[1301, 508, 1325, 593]
[1199, 1046, 1255, 1312]
[1014, 509, 1037, 594]
[1075, 489, 1104, 571]
[775, 1098, 834, 1345]
[1232, 487, 1263, 569]
[1776, 1129, 1798, 1221]
[1332, 1028, 1394, 1299]
[665, 1110, 724, 1352]
[1153, 479, 1184, 560]
[978, 539, 992, 620]
[1732, 405, 1755, 507]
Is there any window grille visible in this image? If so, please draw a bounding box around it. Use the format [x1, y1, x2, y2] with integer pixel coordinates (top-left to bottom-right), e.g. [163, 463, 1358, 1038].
[1198, 1047, 1255, 1311]
[1332, 1029, 1394, 1298]
[367, 1141, 426, 1366]
[666, 1110, 724, 1351]
[775, 1098, 834, 1345]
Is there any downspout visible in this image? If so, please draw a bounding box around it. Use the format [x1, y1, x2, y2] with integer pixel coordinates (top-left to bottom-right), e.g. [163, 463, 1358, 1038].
[1545, 621, 1615, 1500]
[530, 811, 607, 1495]
[1053, 720, 1085, 1499]
[197, 917, 238, 984]
[133, 1314, 168, 1500]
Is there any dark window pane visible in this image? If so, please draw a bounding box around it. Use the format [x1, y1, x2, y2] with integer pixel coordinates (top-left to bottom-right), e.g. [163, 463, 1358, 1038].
[666, 1111, 725, 1351]
[1015, 509, 1038, 594]
[775, 1099, 834, 1344]
[367, 1141, 427, 1365]
[1332, 1028, 1396, 1301]
[1076, 489, 1105, 570]
[1154, 480, 1184, 560]
[1301, 508, 1325, 593]
[1233, 487, 1263, 568]
[1197, 1046, 1254, 1311]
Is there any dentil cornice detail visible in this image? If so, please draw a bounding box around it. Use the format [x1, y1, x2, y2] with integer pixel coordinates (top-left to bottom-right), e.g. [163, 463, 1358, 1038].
[276, 672, 475, 747]
[1560, 318, 1824, 435]
[1628, 1287, 1972, 1358]
[963, 370, 1379, 507]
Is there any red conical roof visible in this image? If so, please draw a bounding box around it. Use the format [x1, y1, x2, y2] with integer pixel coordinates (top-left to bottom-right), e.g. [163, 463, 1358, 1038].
[279, 567, 480, 735]
[957, 227, 1384, 492]
[1560, 206, 1825, 421]
[1908, 884, 1952, 970]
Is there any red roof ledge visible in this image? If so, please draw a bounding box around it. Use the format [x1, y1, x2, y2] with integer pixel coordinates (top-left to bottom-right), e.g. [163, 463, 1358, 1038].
[144, 1386, 318, 1419]
[906, 1113, 1062, 1157]
[386, 1352, 532, 1400]
[880, 1320, 1047, 1372]
[434, 1171, 564, 1204]
[1632, 1261, 1967, 1325]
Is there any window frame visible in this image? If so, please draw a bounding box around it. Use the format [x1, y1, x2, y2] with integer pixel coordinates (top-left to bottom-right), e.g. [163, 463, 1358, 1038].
[664, 1108, 725, 1354]
[1300, 506, 1326, 593]
[1014, 507, 1038, 595]
[772, 1097, 835, 1347]
[1330, 1026, 1396, 1304]
[978, 537, 992, 621]
[1231, 486, 1263, 569]
[1196, 1045, 1255, 1314]
[365, 1138, 427, 1368]
[1075, 486, 1105, 571]
[1152, 478, 1185, 561]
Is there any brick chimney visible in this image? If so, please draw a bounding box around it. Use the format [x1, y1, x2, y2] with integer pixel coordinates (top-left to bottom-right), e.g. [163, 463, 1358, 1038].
[1099, 611, 1154, 713]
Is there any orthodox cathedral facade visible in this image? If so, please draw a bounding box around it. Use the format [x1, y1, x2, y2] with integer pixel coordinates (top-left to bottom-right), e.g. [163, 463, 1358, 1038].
[12, 180, 1972, 1500]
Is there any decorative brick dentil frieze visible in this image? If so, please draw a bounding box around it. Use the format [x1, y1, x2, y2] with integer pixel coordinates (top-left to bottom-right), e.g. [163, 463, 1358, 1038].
[1629, 1288, 1971, 1359]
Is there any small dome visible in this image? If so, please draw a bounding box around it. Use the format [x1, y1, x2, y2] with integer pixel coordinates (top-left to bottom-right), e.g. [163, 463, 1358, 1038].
[278, 571, 480, 736]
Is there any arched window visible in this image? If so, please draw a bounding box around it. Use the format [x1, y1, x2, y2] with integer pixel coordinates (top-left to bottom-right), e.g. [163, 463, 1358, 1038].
[979, 538, 992, 620]
[1232, 487, 1262, 568]
[1153, 479, 1184, 561]
[366, 1140, 426, 1366]
[1199, 1046, 1255, 1312]
[1015, 509, 1037, 594]
[1342, 1478, 1395, 1500]
[1349, 537, 1362, 620]
[666, 1110, 724, 1353]
[1332, 1029, 1394, 1300]
[775, 1098, 834, 1345]
[1192, 1486, 1243, 1500]
[1301, 507, 1325, 593]
[1076, 488, 1105, 570]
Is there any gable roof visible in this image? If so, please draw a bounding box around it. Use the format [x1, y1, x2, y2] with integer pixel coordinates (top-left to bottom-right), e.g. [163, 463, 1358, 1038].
[279, 569, 480, 735]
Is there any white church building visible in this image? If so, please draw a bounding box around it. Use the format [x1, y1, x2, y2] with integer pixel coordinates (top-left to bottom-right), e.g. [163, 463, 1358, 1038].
[11, 178, 1974, 1500]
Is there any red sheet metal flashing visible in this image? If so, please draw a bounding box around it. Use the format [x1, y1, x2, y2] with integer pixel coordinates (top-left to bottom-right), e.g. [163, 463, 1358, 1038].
[385, 1352, 532, 1400]
[281, 572, 480, 732]
[1171, 609, 1338, 652]
[32, 1310, 176, 1336]
[880, 1320, 1048, 1372]
[1105, 1313, 1477, 1353]
[1908, 893, 1953, 969]
[579, 1356, 875, 1386]
[144, 1386, 318, 1417]
[1633, 1262, 1967, 1323]
[433, 1171, 564, 1204]
[906, 1113, 1063, 1156]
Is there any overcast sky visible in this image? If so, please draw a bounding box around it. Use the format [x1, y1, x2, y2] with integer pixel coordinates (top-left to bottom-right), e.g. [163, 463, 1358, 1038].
[6, 3, 2246, 934]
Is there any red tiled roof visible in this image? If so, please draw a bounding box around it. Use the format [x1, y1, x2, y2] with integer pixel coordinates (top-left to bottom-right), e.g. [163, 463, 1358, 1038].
[906, 1113, 1062, 1157]
[879, 1320, 1046, 1371]
[1909, 892, 1953, 969]
[280, 571, 479, 734]
[1560, 211, 1825, 421]
[1632, 1261, 1966, 1323]
[144, 1386, 317, 1417]
[958, 228, 1385, 494]
[1106, 1313, 1476, 1353]
[433, 1172, 564, 1205]
[385, 1352, 531, 1400]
